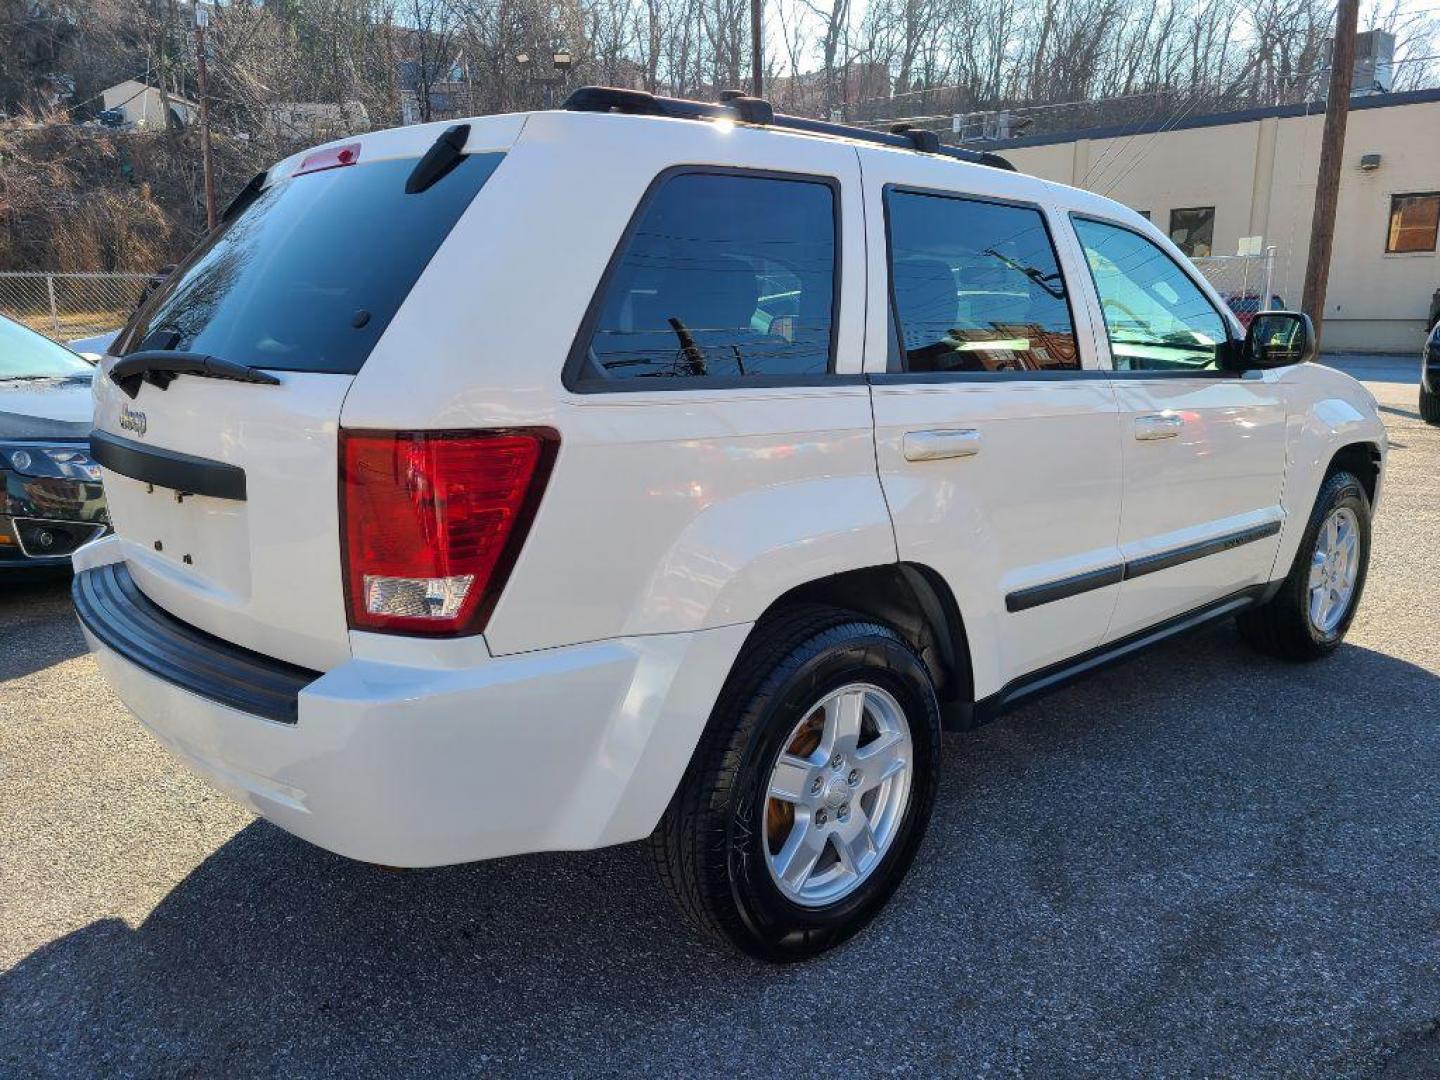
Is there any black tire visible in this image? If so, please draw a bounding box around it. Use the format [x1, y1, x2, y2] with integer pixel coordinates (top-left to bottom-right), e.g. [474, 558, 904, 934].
[1420, 381, 1440, 425]
[650, 604, 942, 962]
[1237, 470, 1371, 661]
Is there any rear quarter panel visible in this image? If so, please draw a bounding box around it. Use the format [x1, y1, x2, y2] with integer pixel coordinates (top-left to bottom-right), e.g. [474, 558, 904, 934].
[341, 112, 895, 655]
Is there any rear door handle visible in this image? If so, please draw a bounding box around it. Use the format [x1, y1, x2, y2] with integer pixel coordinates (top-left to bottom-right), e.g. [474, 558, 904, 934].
[1134, 413, 1184, 441]
[902, 429, 981, 461]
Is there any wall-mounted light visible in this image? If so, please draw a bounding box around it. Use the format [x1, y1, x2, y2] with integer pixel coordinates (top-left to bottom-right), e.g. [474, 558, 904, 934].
[1359, 152, 1382, 171]
[553, 51, 572, 70]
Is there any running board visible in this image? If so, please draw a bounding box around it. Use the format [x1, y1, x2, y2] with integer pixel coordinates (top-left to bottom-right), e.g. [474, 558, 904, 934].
[943, 584, 1277, 730]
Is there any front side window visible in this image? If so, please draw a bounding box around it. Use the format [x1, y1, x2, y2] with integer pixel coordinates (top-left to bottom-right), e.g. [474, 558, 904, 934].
[1073, 217, 1228, 372]
[1168, 206, 1214, 257]
[1386, 193, 1439, 253]
[579, 172, 836, 383]
[886, 190, 1078, 373]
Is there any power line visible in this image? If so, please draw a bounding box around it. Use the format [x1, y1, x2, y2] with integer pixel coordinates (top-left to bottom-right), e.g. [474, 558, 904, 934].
[852, 50, 1440, 131]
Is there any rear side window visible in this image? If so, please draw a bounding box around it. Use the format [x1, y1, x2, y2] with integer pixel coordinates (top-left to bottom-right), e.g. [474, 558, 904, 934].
[115, 153, 504, 374]
[575, 171, 837, 384]
[886, 189, 1079, 373]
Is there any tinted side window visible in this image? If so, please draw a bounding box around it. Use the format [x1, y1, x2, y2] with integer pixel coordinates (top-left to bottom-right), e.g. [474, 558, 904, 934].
[886, 190, 1078, 373]
[1072, 217, 1227, 372]
[580, 172, 836, 382]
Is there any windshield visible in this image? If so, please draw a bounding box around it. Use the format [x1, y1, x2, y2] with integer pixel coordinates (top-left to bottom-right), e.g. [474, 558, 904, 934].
[0, 316, 93, 380]
[115, 152, 505, 375]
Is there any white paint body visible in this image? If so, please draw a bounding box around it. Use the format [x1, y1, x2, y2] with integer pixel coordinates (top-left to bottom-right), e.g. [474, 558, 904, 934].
[79, 110, 1387, 866]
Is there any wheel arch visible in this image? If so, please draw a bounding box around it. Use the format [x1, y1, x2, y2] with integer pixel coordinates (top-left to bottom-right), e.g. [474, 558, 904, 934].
[750, 562, 977, 729]
[1325, 440, 1382, 505]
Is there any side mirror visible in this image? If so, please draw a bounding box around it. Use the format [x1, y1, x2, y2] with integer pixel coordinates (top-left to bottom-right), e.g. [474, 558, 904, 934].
[1240, 310, 1317, 370]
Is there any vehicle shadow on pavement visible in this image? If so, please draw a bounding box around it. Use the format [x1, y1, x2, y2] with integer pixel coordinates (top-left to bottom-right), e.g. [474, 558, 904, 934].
[3, 625, 1439, 1077]
[0, 576, 86, 681]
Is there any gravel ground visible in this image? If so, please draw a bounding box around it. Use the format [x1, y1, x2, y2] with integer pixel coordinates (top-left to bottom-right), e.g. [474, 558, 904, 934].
[2, 355, 1437, 1079]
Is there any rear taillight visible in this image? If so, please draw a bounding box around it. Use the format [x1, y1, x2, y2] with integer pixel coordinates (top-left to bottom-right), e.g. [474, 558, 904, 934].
[340, 429, 558, 636]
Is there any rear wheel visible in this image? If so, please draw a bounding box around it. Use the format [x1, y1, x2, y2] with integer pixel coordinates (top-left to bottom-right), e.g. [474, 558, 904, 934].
[1237, 470, 1371, 661]
[650, 605, 941, 961]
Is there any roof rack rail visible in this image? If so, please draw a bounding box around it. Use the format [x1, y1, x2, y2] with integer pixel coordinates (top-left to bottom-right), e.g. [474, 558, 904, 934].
[561, 86, 1017, 172]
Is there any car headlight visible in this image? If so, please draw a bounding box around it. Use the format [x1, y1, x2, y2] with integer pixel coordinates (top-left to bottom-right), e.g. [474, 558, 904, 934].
[1, 442, 102, 482]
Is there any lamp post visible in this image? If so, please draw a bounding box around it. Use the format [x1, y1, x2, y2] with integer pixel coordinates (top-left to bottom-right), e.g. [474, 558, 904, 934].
[516, 50, 573, 109]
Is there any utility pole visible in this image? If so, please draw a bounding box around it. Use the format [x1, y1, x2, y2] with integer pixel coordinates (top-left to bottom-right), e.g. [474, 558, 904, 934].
[194, 7, 217, 231]
[750, 0, 763, 98]
[1300, 0, 1359, 343]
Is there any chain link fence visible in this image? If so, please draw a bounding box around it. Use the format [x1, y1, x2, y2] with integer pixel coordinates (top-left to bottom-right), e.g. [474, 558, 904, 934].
[0, 272, 150, 343]
[1189, 250, 1281, 321]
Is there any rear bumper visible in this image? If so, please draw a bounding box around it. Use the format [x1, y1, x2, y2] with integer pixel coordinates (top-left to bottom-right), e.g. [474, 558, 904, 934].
[73, 554, 749, 867]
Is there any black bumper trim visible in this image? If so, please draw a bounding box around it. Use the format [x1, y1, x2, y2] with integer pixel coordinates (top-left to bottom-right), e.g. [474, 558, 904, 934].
[90, 429, 248, 501]
[72, 562, 318, 724]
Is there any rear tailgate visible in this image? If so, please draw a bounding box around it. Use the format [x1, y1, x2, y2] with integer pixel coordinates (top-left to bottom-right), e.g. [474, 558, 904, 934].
[92, 371, 354, 670]
[90, 117, 520, 671]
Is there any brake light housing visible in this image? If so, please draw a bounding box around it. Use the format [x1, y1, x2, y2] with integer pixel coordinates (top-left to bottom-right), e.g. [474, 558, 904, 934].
[340, 428, 559, 636]
[295, 142, 361, 176]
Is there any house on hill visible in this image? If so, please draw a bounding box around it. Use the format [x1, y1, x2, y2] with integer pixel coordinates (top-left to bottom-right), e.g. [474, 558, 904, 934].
[100, 81, 197, 131]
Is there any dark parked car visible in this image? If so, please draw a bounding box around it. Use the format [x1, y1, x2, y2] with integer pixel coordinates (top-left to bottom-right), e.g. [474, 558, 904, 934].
[0, 315, 108, 575]
[1421, 318, 1440, 425]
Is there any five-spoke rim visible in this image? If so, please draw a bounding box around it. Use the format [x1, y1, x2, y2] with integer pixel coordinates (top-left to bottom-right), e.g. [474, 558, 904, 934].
[763, 683, 913, 908]
[1309, 506, 1360, 634]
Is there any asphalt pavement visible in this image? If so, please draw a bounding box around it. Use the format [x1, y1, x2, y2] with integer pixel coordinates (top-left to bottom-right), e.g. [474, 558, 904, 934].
[2, 355, 1437, 1078]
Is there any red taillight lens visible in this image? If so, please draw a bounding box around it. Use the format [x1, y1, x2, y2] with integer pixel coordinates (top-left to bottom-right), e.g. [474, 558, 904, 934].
[340, 429, 558, 635]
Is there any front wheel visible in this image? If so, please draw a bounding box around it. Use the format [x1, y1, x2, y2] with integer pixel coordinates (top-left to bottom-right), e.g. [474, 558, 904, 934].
[1238, 470, 1372, 660]
[650, 605, 941, 961]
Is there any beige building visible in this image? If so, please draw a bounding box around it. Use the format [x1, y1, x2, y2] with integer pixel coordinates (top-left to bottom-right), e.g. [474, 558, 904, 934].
[100, 80, 198, 131]
[995, 88, 1440, 351]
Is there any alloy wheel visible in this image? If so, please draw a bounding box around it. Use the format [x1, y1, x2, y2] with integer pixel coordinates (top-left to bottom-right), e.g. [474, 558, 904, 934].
[763, 683, 913, 908]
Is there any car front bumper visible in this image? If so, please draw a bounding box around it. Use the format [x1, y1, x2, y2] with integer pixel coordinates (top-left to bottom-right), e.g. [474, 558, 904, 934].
[72, 540, 747, 867]
[1, 465, 108, 568]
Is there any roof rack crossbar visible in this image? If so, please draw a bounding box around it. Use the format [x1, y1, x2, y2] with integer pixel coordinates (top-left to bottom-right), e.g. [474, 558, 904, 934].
[561, 86, 1017, 172]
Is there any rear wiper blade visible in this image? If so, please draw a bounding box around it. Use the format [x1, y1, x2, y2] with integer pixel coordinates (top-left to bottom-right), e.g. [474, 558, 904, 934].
[109, 351, 281, 400]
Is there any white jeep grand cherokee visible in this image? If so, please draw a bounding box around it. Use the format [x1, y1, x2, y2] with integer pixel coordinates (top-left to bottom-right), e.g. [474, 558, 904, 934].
[75, 88, 1385, 961]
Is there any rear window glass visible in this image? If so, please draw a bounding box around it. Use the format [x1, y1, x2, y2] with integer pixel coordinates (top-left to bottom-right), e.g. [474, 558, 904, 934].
[577, 171, 837, 383]
[115, 153, 504, 374]
[886, 189, 1078, 373]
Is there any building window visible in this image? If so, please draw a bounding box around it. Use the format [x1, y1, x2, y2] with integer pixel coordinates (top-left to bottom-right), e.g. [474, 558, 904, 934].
[1386, 193, 1440, 253]
[885, 189, 1078, 373]
[1135, 210, 1151, 221]
[580, 171, 836, 382]
[1168, 207, 1215, 257]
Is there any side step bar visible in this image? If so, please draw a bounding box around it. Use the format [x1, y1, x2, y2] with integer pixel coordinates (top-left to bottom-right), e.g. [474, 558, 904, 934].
[944, 583, 1277, 730]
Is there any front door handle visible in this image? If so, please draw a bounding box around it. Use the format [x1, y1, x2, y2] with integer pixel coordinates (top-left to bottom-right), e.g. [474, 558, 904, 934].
[903, 428, 981, 461]
[1134, 413, 1184, 441]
